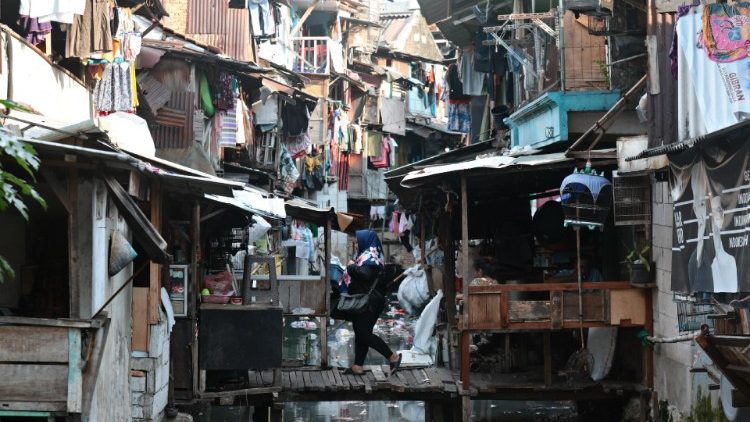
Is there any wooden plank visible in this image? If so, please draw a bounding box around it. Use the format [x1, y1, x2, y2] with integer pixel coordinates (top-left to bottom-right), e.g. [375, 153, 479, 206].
[0, 317, 102, 329]
[550, 291, 563, 329]
[610, 289, 647, 325]
[470, 281, 633, 293]
[68, 168, 80, 319]
[148, 180, 163, 324]
[282, 371, 291, 389]
[362, 373, 372, 393]
[66, 329, 82, 413]
[0, 364, 68, 402]
[395, 370, 411, 390]
[131, 287, 149, 352]
[370, 365, 387, 382]
[331, 368, 344, 390]
[509, 300, 551, 321]
[461, 175, 470, 329]
[0, 326, 69, 363]
[310, 370, 326, 391]
[302, 371, 313, 391]
[389, 368, 407, 392]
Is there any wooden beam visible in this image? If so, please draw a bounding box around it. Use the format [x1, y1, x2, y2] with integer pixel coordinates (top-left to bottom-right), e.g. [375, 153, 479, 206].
[191, 202, 201, 398]
[695, 328, 750, 398]
[40, 169, 70, 213]
[461, 175, 470, 329]
[290, 0, 321, 36]
[149, 181, 163, 325]
[68, 168, 80, 319]
[321, 217, 332, 369]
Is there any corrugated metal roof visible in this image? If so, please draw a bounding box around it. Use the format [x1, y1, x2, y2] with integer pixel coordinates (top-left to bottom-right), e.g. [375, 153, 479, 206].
[186, 0, 254, 62]
[379, 12, 444, 62]
[153, 91, 195, 149]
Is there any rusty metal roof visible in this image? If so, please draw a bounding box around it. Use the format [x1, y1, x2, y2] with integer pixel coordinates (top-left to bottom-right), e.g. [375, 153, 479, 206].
[185, 0, 254, 62]
[379, 12, 444, 62]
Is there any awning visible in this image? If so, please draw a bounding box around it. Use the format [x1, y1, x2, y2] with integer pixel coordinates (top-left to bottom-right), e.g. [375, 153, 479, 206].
[204, 187, 287, 220]
[406, 121, 464, 139]
[400, 152, 575, 188]
[104, 176, 170, 264]
[625, 119, 750, 162]
[341, 15, 383, 28]
[140, 39, 269, 74]
[284, 198, 363, 232]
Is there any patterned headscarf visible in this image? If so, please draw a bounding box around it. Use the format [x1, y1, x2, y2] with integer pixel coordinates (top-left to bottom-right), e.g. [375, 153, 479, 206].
[355, 230, 384, 268]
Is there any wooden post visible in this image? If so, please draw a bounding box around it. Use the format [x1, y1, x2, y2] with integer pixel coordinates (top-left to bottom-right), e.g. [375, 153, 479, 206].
[440, 210, 457, 368]
[191, 202, 201, 397]
[290, 0, 321, 36]
[644, 287, 654, 388]
[68, 169, 80, 319]
[148, 181, 163, 324]
[543, 332, 552, 386]
[419, 214, 426, 265]
[460, 175, 470, 329]
[321, 217, 332, 368]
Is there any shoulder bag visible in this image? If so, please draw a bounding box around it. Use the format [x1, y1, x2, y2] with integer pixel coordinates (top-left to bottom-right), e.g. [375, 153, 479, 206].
[334, 274, 379, 316]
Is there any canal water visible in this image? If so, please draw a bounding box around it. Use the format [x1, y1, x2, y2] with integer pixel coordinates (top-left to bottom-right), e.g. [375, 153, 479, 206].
[282, 294, 577, 421]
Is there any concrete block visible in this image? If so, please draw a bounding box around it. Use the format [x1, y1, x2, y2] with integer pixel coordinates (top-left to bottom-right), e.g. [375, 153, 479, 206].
[131, 356, 156, 372]
[132, 405, 145, 419]
[131, 375, 146, 392]
[153, 385, 169, 418]
[149, 319, 169, 358]
[132, 392, 145, 406]
[155, 360, 170, 391]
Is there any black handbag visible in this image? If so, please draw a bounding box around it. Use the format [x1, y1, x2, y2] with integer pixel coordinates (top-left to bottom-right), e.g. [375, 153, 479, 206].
[335, 276, 378, 315]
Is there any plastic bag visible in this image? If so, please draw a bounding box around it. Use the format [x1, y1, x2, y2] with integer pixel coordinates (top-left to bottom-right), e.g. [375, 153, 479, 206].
[412, 290, 443, 354]
[248, 215, 272, 243]
[397, 265, 430, 315]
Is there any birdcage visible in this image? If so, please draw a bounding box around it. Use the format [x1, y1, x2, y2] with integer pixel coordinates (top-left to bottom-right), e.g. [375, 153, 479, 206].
[674, 293, 715, 333]
[560, 165, 612, 230]
[613, 173, 651, 226]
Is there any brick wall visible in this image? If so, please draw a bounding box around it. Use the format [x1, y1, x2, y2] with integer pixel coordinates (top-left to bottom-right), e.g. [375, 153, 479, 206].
[651, 180, 715, 417]
[160, 0, 188, 34]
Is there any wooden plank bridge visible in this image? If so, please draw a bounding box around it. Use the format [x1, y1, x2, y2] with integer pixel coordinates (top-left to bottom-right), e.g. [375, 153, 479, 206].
[199, 366, 645, 403]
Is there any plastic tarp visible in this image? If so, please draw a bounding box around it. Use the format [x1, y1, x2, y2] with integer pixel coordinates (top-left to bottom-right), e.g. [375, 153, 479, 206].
[411, 289, 443, 354]
[397, 265, 430, 315]
[98, 112, 156, 157]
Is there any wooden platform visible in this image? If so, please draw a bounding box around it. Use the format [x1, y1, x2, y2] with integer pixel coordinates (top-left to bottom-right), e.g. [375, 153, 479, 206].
[198, 366, 644, 402]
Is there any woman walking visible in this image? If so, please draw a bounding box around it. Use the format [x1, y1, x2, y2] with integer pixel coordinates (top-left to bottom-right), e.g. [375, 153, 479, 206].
[343, 230, 402, 375]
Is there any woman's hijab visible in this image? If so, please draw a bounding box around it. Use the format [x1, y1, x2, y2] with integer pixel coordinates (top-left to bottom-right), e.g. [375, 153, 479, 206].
[355, 230, 384, 268]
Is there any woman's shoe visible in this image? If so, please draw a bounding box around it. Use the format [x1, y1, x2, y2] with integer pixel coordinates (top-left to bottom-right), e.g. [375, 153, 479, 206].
[342, 368, 364, 375]
[389, 353, 402, 375]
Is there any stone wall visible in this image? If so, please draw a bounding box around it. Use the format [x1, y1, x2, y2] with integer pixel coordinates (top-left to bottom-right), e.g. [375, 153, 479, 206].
[131, 309, 171, 421]
[651, 180, 715, 418]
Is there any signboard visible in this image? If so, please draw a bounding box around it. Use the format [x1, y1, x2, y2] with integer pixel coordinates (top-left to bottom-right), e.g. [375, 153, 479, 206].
[670, 139, 750, 293]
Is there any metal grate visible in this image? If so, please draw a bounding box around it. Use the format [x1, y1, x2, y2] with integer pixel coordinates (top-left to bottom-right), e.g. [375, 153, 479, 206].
[674, 293, 714, 333]
[613, 174, 651, 226]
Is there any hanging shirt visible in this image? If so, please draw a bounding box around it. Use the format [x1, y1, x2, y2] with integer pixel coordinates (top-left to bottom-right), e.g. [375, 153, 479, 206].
[458, 49, 485, 96]
[249, 0, 276, 37]
[253, 94, 278, 125]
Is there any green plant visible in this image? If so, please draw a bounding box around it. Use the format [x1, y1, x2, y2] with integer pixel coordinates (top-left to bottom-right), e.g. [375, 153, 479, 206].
[0, 100, 46, 283]
[623, 242, 651, 273]
[684, 387, 728, 422]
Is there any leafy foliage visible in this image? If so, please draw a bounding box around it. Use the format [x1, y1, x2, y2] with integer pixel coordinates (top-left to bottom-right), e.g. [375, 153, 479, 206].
[623, 242, 651, 273]
[0, 101, 46, 283]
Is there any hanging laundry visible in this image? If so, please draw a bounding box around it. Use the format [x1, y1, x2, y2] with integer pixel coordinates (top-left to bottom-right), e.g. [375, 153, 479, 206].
[282, 100, 316, 136]
[218, 109, 238, 147]
[249, 0, 276, 37]
[458, 48, 485, 96]
[286, 132, 311, 159]
[66, 0, 113, 59]
[278, 146, 300, 194]
[213, 72, 236, 111]
[352, 125, 363, 154]
[448, 100, 471, 133]
[368, 135, 391, 169]
[20, 0, 86, 24]
[338, 153, 350, 191]
[365, 131, 383, 157]
[93, 62, 133, 113]
[17, 16, 52, 45]
[446, 63, 471, 101]
[701, 3, 750, 62]
[199, 74, 216, 117]
[303, 154, 325, 191]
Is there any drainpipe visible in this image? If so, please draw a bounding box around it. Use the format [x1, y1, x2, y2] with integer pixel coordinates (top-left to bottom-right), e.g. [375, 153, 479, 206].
[559, 0, 566, 92]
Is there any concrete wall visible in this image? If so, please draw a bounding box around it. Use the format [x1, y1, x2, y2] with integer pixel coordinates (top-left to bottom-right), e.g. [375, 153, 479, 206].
[651, 180, 716, 418]
[131, 310, 171, 421]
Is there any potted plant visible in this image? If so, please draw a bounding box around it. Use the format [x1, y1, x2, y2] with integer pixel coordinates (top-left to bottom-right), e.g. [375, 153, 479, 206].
[623, 243, 652, 284]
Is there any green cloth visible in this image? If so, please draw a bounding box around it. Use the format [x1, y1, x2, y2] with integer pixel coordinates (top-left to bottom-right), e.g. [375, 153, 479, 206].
[366, 131, 382, 157]
[199, 74, 215, 117]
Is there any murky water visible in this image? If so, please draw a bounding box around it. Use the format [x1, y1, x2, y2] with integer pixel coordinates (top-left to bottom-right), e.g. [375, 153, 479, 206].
[281, 295, 577, 421]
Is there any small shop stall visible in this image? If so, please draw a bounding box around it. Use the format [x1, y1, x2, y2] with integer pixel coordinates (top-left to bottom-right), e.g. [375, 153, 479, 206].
[387, 151, 653, 407]
[182, 193, 359, 398]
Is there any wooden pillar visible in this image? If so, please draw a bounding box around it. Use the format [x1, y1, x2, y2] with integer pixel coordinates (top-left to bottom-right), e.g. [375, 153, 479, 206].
[644, 288, 654, 388]
[148, 181, 163, 324]
[543, 332, 552, 386]
[419, 214, 426, 265]
[191, 202, 201, 397]
[321, 217, 332, 368]
[460, 175, 470, 328]
[441, 211, 457, 330]
[68, 169, 80, 318]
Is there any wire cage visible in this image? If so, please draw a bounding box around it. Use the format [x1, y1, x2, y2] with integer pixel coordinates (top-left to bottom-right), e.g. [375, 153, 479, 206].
[560, 171, 613, 229]
[613, 174, 652, 226]
[674, 293, 715, 333]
